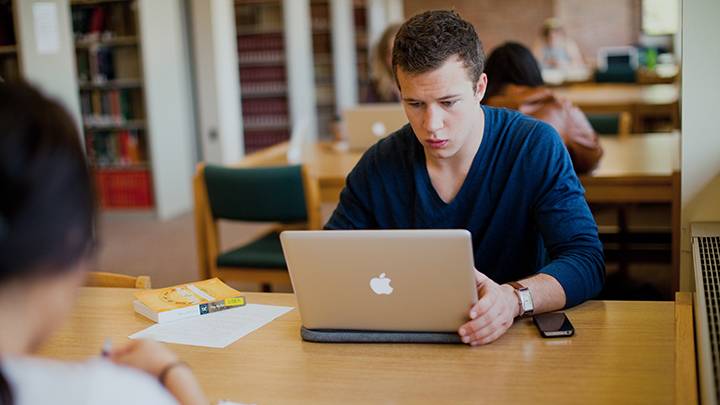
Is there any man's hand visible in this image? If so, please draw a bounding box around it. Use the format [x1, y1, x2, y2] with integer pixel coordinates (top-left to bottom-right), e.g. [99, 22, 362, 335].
[458, 270, 519, 346]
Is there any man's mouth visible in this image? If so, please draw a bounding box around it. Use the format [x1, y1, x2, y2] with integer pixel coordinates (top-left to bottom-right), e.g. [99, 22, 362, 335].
[426, 139, 449, 149]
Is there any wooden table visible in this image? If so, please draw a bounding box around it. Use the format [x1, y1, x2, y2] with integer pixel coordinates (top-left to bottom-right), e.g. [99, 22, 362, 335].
[38, 287, 694, 404]
[554, 83, 680, 132]
[579, 132, 681, 290]
[241, 133, 679, 207]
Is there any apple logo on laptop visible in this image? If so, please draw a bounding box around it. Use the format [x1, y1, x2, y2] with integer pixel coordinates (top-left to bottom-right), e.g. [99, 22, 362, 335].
[370, 273, 393, 295]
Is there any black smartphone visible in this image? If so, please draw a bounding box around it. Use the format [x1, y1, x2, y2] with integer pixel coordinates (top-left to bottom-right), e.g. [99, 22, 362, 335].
[533, 312, 574, 338]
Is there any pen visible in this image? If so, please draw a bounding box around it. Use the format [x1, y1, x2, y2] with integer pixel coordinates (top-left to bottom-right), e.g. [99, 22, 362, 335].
[101, 338, 112, 357]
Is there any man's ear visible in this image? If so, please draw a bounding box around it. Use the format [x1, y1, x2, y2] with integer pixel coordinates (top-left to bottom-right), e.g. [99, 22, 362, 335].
[475, 73, 488, 101]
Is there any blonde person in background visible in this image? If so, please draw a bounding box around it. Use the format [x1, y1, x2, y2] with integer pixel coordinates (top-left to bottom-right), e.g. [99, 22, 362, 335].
[366, 23, 402, 102]
[0, 82, 206, 405]
[532, 18, 586, 70]
[334, 23, 401, 143]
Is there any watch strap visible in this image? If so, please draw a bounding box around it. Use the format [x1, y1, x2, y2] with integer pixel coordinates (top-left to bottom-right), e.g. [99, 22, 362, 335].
[508, 281, 525, 290]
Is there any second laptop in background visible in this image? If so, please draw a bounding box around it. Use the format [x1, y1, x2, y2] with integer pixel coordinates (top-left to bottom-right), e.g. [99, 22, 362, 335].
[343, 103, 407, 150]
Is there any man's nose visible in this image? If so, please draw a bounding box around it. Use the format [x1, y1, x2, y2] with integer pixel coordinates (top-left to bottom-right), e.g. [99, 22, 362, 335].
[423, 104, 444, 134]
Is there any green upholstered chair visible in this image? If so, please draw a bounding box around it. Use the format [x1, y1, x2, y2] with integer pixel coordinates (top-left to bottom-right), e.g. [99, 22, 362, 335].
[194, 163, 321, 291]
[586, 111, 632, 137]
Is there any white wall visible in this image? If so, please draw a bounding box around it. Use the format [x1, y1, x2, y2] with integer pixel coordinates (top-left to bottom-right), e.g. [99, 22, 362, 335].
[330, 0, 358, 115]
[137, 0, 196, 219]
[680, 0, 720, 291]
[190, 0, 243, 164]
[366, 0, 387, 61]
[385, 0, 405, 24]
[15, 0, 82, 134]
[282, 0, 318, 142]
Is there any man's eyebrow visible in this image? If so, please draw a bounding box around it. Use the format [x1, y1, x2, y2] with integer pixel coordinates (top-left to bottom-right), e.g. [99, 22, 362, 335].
[402, 94, 462, 102]
[438, 94, 462, 100]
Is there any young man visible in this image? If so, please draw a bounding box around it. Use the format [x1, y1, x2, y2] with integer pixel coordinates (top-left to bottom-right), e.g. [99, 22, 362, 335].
[325, 10, 604, 345]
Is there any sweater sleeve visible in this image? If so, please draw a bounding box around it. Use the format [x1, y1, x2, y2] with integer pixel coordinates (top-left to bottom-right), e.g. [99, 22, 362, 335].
[324, 147, 378, 230]
[528, 122, 605, 307]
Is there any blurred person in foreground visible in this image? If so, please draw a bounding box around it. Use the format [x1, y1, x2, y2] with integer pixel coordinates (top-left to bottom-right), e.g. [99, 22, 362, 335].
[0, 82, 206, 405]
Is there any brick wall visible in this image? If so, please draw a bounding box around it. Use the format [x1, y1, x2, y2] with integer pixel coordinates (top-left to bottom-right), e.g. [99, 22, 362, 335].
[403, 0, 641, 66]
[555, 0, 641, 64]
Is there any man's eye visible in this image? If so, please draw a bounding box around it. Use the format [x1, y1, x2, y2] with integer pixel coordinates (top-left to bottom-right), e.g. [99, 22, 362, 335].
[442, 100, 458, 108]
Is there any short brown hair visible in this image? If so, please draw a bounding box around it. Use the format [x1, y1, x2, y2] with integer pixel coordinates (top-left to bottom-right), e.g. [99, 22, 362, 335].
[392, 10, 485, 87]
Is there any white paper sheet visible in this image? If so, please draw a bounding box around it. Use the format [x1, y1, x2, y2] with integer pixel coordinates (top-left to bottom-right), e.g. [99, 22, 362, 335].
[32, 3, 60, 55]
[129, 304, 293, 348]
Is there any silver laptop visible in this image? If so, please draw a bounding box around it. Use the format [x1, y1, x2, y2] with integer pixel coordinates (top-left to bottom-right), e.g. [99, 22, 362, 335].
[691, 222, 720, 405]
[343, 103, 407, 150]
[280, 229, 478, 332]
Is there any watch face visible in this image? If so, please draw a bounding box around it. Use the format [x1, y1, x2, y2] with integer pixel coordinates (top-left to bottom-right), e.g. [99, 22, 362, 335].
[519, 289, 534, 313]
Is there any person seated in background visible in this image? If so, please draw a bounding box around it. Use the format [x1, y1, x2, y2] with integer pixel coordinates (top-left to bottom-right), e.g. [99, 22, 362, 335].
[334, 23, 401, 143]
[365, 23, 402, 103]
[0, 82, 206, 405]
[483, 42, 603, 174]
[326, 10, 604, 346]
[532, 18, 586, 70]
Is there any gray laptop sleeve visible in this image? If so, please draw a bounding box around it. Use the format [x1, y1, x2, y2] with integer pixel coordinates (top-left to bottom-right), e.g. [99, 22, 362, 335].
[301, 326, 463, 343]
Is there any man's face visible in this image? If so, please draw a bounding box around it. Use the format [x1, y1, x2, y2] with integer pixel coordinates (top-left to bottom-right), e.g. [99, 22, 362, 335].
[397, 56, 487, 163]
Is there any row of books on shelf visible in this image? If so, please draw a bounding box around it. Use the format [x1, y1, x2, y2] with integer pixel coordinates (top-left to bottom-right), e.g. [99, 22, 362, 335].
[71, 3, 136, 39]
[241, 98, 288, 115]
[237, 33, 283, 51]
[235, 2, 283, 29]
[238, 50, 284, 65]
[241, 81, 286, 96]
[94, 167, 153, 208]
[244, 130, 289, 153]
[81, 89, 142, 126]
[243, 115, 289, 130]
[86, 130, 145, 168]
[240, 66, 285, 81]
[77, 46, 139, 84]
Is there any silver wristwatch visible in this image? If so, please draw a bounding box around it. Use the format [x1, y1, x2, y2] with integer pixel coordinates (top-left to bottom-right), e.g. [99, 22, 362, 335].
[509, 281, 534, 318]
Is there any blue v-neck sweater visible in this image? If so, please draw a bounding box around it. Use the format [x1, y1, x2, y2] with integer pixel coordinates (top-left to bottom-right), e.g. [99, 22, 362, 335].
[325, 106, 604, 307]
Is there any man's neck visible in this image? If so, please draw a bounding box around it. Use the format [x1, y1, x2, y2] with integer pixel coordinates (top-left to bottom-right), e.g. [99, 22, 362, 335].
[425, 108, 485, 203]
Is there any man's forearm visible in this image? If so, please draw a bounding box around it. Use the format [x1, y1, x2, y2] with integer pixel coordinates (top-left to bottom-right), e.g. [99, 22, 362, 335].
[510, 273, 566, 315]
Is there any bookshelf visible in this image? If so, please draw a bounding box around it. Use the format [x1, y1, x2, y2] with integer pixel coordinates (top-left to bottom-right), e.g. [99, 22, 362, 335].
[354, 1, 370, 102]
[0, 0, 19, 82]
[310, 0, 334, 139]
[234, 0, 368, 150]
[235, 0, 289, 153]
[313, 0, 367, 139]
[70, 0, 153, 210]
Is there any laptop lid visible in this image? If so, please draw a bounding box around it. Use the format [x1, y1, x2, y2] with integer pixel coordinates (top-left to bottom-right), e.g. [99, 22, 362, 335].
[280, 229, 478, 332]
[343, 103, 407, 151]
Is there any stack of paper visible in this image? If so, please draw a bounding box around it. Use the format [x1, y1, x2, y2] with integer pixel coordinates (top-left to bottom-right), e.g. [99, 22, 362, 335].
[130, 303, 293, 348]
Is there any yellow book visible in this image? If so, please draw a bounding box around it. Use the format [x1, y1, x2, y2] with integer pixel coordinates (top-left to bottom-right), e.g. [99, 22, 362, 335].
[133, 278, 246, 323]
